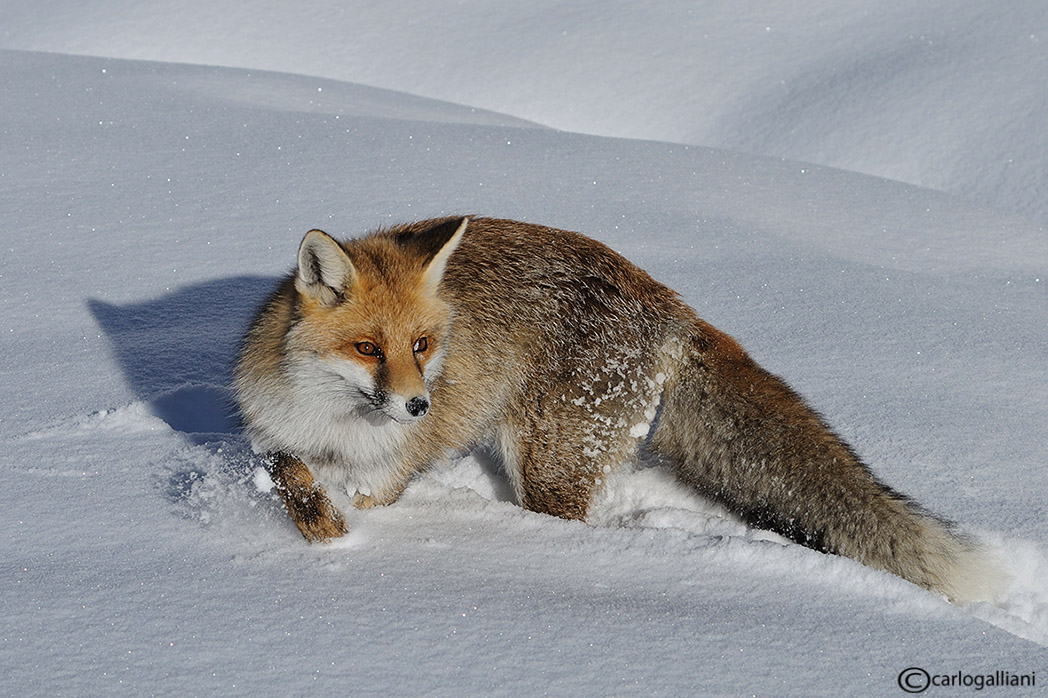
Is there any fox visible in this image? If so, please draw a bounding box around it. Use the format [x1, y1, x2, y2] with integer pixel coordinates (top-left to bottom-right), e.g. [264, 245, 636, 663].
[234, 215, 1007, 604]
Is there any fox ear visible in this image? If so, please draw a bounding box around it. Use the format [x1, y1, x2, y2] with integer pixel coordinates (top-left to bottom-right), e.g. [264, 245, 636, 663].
[296, 229, 356, 306]
[418, 217, 468, 296]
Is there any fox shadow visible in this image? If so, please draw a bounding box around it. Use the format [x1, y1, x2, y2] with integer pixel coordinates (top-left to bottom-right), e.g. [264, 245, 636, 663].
[88, 275, 278, 445]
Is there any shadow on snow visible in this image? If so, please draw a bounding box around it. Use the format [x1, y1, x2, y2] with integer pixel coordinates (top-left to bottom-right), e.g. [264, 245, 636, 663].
[88, 275, 278, 445]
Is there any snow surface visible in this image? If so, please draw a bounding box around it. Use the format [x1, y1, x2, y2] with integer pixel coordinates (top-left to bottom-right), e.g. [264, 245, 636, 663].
[1, 3, 1046, 696]
[3, 0, 1047, 225]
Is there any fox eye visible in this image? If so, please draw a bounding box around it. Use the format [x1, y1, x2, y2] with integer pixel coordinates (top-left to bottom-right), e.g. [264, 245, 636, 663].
[413, 337, 428, 354]
[356, 341, 381, 357]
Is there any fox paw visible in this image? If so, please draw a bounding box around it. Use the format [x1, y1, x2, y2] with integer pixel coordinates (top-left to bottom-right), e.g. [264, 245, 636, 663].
[267, 453, 349, 543]
[280, 487, 348, 543]
[352, 492, 381, 509]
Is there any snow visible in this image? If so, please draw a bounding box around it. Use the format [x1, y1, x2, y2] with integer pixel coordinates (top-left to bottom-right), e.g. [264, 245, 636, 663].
[1, 3, 1046, 696]
[3, 1, 1047, 224]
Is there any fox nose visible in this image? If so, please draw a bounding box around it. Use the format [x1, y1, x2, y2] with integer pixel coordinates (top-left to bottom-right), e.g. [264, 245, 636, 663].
[405, 396, 429, 418]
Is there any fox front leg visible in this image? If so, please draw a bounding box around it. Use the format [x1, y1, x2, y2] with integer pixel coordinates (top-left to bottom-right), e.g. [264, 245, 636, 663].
[266, 452, 348, 542]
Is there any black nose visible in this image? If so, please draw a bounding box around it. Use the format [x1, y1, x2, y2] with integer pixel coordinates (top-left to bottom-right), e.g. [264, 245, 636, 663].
[406, 397, 429, 417]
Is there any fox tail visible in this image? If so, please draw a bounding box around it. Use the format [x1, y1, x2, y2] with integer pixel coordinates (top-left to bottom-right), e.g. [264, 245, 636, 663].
[649, 322, 1008, 604]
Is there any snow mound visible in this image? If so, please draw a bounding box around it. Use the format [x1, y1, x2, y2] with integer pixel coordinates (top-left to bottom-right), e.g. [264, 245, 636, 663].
[2, 2, 1046, 221]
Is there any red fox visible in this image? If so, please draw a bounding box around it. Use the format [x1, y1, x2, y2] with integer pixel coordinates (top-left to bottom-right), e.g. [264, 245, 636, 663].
[235, 216, 1006, 603]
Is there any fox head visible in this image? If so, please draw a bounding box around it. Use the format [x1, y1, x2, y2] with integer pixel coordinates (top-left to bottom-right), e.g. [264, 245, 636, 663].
[288, 217, 467, 424]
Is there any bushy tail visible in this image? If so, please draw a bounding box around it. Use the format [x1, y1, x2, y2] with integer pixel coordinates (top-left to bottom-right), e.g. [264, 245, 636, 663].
[650, 322, 1008, 604]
